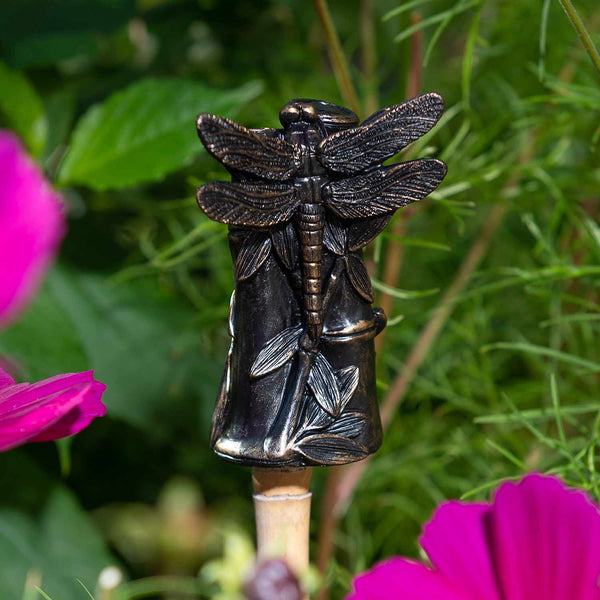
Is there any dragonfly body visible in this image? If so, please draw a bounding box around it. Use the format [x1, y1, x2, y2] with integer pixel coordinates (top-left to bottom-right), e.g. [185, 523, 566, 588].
[295, 177, 325, 346]
[282, 104, 331, 347]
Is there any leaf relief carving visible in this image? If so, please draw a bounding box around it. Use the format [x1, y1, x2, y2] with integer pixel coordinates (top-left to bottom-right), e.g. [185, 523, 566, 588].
[271, 222, 298, 270]
[235, 232, 272, 281]
[296, 434, 369, 465]
[250, 324, 303, 378]
[308, 352, 342, 417]
[345, 254, 374, 302]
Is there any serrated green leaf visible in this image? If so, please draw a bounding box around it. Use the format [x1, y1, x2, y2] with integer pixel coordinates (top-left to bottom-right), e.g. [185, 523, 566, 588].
[58, 78, 263, 190]
[0, 61, 47, 157]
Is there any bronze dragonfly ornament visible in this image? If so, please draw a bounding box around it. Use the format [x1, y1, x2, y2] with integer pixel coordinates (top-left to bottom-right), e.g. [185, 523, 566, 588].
[197, 93, 447, 467]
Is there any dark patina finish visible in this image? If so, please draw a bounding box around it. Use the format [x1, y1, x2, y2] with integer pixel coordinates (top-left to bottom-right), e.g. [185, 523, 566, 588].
[196, 93, 447, 467]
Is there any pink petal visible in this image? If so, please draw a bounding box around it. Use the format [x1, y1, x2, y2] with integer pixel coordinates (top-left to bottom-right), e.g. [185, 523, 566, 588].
[420, 502, 501, 600]
[0, 368, 106, 451]
[491, 474, 600, 600]
[346, 558, 466, 600]
[0, 130, 65, 327]
[28, 378, 106, 441]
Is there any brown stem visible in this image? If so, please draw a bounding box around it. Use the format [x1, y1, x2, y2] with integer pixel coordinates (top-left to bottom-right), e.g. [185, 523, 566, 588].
[313, 0, 361, 116]
[407, 12, 423, 99]
[374, 12, 422, 356]
[360, 0, 378, 116]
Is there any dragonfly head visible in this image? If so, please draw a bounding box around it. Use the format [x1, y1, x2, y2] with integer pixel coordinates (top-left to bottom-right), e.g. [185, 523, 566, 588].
[279, 100, 320, 128]
[280, 99, 360, 136]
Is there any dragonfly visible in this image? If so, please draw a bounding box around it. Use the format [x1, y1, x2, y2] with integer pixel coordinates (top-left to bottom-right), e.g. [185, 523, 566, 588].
[196, 93, 447, 351]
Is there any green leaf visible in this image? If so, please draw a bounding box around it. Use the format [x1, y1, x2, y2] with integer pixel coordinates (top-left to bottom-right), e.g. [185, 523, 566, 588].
[58, 78, 263, 190]
[481, 341, 600, 373]
[475, 402, 600, 424]
[0, 267, 222, 437]
[371, 278, 439, 300]
[0, 483, 114, 600]
[0, 61, 47, 157]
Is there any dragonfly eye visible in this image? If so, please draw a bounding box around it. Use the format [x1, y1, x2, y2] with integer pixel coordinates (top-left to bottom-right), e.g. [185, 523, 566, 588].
[280, 101, 320, 127]
[301, 104, 319, 122]
[279, 105, 301, 127]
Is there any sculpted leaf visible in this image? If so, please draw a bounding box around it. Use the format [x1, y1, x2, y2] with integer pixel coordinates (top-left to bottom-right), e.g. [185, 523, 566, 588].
[235, 232, 272, 281]
[271, 222, 298, 270]
[345, 255, 374, 302]
[337, 365, 359, 410]
[250, 324, 303, 378]
[347, 215, 392, 251]
[296, 434, 369, 465]
[300, 366, 359, 436]
[323, 218, 347, 255]
[302, 390, 334, 432]
[325, 412, 366, 438]
[308, 352, 342, 417]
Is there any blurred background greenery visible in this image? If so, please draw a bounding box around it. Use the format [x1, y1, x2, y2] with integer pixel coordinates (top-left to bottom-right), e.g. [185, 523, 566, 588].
[0, 0, 599, 598]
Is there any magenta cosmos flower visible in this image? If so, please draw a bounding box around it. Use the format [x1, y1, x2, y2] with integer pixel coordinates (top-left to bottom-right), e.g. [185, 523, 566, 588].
[0, 130, 65, 327]
[0, 367, 106, 452]
[348, 474, 600, 600]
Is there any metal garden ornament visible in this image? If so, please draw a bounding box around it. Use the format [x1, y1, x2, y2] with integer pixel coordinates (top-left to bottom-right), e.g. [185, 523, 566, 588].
[196, 93, 447, 468]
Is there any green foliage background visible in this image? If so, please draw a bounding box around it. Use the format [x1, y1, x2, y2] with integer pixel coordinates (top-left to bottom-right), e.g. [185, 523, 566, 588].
[0, 0, 599, 598]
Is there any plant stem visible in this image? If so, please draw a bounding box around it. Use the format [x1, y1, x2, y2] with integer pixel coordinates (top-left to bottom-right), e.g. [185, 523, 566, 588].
[313, 0, 361, 115]
[375, 11, 423, 356]
[558, 0, 600, 75]
[407, 12, 423, 99]
[360, 0, 378, 116]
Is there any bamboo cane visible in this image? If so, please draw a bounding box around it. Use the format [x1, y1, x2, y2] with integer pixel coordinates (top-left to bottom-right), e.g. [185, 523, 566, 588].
[252, 468, 313, 577]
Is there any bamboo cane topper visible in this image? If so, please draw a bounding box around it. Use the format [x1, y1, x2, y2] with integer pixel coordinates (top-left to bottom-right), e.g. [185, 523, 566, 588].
[196, 93, 446, 468]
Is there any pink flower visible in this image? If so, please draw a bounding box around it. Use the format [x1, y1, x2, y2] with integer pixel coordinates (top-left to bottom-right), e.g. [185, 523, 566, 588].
[0, 367, 106, 452]
[347, 474, 600, 600]
[0, 130, 65, 327]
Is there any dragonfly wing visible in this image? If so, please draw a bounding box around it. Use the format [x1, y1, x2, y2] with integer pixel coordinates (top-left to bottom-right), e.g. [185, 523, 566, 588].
[317, 92, 444, 174]
[197, 181, 298, 227]
[325, 159, 446, 220]
[197, 114, 301, 180]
